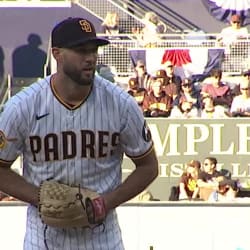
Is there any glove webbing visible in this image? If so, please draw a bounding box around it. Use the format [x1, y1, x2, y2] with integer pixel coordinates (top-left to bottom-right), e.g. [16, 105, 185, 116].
[42, 184, 105, 249]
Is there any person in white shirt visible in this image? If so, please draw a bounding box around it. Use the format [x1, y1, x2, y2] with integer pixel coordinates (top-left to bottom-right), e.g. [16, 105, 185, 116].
[201, 95, 230, 118]
[217, 14, 248, 47]
[230, 78, 250, 117]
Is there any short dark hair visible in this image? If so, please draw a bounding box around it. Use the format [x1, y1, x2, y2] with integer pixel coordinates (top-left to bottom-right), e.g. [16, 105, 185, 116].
[210, 69, 222, 78]
[205, 157, 217, 166]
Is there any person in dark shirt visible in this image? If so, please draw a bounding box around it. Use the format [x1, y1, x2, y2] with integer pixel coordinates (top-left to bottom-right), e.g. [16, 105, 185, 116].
[197, 157, 238, 201]
[163, 61, 182, 93]
[127, 77, 147, 111]
[143, 77, 172, 117]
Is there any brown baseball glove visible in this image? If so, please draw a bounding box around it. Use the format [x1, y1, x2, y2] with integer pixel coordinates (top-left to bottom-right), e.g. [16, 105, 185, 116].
[38, 180, 106, 228]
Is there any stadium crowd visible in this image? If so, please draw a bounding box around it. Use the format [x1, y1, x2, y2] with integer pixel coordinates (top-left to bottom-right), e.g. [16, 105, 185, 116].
[1, 11, 250, 203]
[124, 60, 250, 118]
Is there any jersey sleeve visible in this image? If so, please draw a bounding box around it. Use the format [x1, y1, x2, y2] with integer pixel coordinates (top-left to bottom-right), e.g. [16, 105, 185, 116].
[0, 101, 25, 162]
[119, 95, 153, 159]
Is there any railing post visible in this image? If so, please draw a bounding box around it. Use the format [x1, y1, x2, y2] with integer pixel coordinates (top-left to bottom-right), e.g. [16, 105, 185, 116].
[7, 74, 11, 99]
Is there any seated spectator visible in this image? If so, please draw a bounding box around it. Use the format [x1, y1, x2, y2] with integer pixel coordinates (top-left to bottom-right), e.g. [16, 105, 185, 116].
[127, 77, 147, 110]
[173, 78, 202, 110]
[135, 11, 166, 47]
[101, 11, 124, 36]
[179, 160, 201, 200]
[230, 78, 250, 117]
[170, 99, 200, 118]
[134, 60, 151, 89]
[143, 77, 172, 117]
[155, 69, 178, 102]
[162, 61, 182, 93]
[201, 69, 233, 110]
[243, 69, 250, 80]
[197, 157, 238, 201]
[201, 95, 231, 118]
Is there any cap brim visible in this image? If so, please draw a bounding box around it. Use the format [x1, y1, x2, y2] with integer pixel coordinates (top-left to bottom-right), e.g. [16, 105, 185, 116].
[65, 37, 110, 48]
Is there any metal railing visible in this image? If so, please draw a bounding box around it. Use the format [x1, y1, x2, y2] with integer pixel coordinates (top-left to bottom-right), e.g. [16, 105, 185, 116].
[0, 75, 11, 112]
[95, 34, 250, 76]
[75, 0, 145, 33]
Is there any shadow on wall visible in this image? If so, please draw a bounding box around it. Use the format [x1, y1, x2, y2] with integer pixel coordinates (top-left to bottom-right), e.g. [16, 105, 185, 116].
[12, 33, 48, 78]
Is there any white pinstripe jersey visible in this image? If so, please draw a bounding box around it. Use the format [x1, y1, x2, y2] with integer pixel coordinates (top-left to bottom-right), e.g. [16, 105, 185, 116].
[0, 75, 153, 250]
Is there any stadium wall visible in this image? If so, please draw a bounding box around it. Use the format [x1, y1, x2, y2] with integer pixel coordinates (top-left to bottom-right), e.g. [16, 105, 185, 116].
[0, 203, 250, 250]
[0, 3, 102, 77]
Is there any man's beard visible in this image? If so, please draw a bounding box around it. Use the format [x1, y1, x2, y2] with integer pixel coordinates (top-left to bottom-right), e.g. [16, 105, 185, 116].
[63, 64, 95, 86]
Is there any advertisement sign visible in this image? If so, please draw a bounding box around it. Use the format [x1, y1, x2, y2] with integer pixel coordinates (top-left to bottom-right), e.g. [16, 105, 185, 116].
[122, 118, 250, 200]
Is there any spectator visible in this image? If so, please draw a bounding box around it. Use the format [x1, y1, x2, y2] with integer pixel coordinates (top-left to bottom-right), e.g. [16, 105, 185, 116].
[101, 11, 123, 36]
[170, 99, 200, 118]
[134, 60, 151, 89]
[197, 157, 238, 201]
[230, 78, 250, 117]
[217, 14, 248, 72]
[201, 68, 233, 110]
[217, 14, 248, 47]
[127, 77, 147, 111]
[201, 95, 231, 118]
[135, 11, 166, 47]
[179, 160, 201, 200]
[173, 77, 202, 110]
[243, 69, 250, 80]
[155, 69, 178, 102]
[143, 77, 172, 117]
[162, 61, 182, 93]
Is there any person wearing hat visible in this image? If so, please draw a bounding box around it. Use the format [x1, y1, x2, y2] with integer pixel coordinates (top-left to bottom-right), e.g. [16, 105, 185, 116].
[162, 61, 182, 93]
[142, 76, 172, 117]
[0, 17, 158, 249]
[154, 68, 178, 101]
[127, 76, 147, 111]
[134, 59, 151, 89]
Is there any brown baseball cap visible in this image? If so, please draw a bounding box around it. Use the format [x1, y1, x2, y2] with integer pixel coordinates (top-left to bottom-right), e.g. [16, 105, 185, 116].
[51, 17, 109, 48]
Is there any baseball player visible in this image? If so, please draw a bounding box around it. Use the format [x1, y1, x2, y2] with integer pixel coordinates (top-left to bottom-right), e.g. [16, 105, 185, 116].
[0, 17, 158, 249]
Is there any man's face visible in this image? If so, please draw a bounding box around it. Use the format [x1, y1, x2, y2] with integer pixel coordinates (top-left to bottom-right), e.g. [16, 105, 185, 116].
[203, 159, 215, 173]
[165, 63, 174, 77]
[136, 65, 146, 76]
[56, 43, 99, 86]
[151, 80, 163, 95]
[231, 20, 241, 29]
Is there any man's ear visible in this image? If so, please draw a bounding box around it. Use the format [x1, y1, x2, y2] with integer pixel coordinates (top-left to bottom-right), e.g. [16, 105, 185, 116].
[51, 47, 61, 60]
